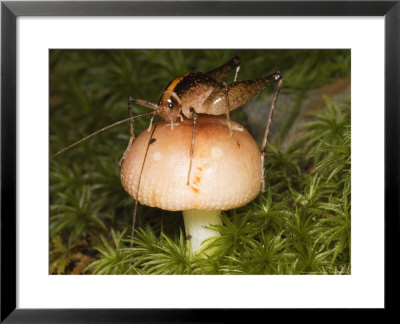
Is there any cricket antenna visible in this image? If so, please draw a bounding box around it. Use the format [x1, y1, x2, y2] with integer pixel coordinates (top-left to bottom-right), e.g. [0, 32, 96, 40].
[50, 111, 156, 159]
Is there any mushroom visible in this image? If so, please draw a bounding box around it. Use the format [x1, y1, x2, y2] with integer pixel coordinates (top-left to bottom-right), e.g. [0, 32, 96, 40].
[120, 115, 262, 254]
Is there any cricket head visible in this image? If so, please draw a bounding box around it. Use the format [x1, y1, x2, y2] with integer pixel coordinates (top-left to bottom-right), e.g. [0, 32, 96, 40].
[157, 90, 182, 124]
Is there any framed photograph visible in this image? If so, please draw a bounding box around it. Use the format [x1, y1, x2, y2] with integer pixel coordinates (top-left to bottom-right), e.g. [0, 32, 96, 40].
[1, 0, 398, 321]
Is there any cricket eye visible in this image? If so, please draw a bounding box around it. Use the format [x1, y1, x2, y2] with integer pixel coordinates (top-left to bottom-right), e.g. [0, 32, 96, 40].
[167, 96, 179, 110]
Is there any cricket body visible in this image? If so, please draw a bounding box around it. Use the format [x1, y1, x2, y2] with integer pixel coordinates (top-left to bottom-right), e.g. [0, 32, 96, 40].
[158, 59, 281, 122]
[131, 56, 281, 126]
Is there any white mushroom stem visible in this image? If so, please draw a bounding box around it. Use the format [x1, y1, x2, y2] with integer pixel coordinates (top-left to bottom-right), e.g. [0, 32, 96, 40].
[182, 209, 222, 254]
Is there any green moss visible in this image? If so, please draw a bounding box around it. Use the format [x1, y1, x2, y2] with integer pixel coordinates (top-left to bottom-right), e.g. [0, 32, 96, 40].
[49, 49, 351, 275]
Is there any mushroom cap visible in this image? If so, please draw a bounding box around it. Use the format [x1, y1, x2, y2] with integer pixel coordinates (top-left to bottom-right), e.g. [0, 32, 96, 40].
[120, 115, 262, 211]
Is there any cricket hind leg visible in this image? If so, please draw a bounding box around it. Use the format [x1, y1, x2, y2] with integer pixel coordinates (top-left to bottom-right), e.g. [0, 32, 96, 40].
[260, 78, 283, 192]
[119, 97, 158, 166]
[206, 56, 242, 83]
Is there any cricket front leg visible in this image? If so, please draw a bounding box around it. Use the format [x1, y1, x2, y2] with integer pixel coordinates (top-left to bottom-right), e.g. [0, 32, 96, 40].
[119, 97, 158, 166]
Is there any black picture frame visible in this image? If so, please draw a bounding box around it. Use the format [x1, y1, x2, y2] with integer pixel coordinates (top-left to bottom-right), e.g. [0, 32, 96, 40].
[1, 0, 398, 322]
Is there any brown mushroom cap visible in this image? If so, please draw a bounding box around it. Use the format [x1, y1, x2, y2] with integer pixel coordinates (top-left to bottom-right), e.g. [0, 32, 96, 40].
[120, 115, 262, 211]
